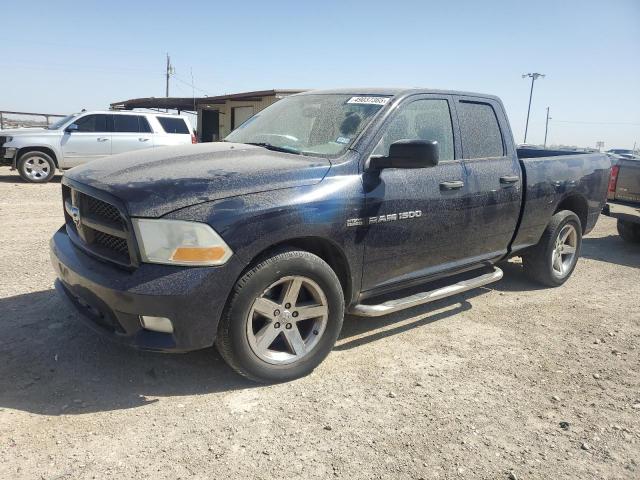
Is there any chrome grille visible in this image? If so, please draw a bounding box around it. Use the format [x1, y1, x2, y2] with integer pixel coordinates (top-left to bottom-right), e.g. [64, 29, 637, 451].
[63, 185, 134, 267]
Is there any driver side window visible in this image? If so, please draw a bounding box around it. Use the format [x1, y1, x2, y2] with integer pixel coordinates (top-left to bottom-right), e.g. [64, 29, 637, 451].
[373, 99, 455, 161]
[74, 114, 109, 133]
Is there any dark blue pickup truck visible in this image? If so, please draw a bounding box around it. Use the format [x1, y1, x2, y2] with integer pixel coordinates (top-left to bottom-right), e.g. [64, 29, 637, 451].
[50, 88, 610, 382]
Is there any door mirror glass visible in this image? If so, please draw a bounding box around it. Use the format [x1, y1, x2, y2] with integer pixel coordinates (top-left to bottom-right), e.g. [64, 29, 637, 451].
[65, 123, 79, 133]
[369, 140, 439, 169]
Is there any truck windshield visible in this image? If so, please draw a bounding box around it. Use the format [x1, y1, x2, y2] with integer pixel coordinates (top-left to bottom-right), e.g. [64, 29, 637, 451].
[225, 94, 390, 157]
[48, 114, 78, 130]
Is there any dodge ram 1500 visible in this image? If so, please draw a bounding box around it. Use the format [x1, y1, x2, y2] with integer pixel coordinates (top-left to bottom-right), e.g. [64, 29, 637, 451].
[50, 88, 610, 382]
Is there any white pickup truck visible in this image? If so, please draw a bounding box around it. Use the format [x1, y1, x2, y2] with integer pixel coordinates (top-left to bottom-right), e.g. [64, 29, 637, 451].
[1, 111, 195, 183]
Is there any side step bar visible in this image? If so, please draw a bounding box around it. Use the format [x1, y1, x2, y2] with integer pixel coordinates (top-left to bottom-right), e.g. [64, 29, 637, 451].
[349, 267, 503, 317]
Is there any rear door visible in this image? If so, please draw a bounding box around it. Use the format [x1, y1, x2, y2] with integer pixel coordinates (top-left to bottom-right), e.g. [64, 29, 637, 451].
[60, 114, 111, 167]
[111, 114, 155, 154]
[454, 96, 522, 261]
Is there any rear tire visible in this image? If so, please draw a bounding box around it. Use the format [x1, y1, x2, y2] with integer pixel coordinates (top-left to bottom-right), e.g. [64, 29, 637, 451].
[17, 151, 56, 183]
[216, 249, 344, 383]
[522, 210, 582, 287]
[617, 219, 640, 244]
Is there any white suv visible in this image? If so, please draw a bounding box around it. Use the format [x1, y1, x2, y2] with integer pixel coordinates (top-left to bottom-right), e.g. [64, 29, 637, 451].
[0, 111, 195, 183]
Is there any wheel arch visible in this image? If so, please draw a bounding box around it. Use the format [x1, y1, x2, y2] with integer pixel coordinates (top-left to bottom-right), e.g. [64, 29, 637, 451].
[243, 236, 353, 305]
[554, 194, 588, 233]
[18, 146, 59, 168]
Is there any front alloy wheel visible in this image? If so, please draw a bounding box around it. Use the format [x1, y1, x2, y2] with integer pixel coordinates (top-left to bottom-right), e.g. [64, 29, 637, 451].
[246, 276, 329, 364]
[18, 151, 56, 183]
[216, 249, 344, 383]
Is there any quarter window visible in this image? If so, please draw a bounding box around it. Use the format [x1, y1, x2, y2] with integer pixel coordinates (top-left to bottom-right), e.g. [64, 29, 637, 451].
[157, 117, 190, 134]
[373, 99, 455, 161]
[74, 114, 108, 133]
[457, 101, 504, 158]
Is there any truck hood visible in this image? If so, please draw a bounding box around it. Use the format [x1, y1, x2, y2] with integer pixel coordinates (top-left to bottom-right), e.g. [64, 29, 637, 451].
[65, 142, 332, 217]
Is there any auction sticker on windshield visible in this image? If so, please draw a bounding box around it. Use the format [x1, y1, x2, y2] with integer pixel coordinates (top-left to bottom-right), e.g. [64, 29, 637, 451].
[346, 96, 390, 105]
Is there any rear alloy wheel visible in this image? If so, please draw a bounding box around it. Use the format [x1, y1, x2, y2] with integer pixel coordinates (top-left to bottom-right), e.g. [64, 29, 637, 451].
[18, 151, 56, 183]
[550, 223, 579, 278]
[216, 249, 344, 383]
[523, 210, 582, 287]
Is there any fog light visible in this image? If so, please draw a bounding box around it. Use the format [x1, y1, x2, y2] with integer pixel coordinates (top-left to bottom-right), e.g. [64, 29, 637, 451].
[139, 315, 174, 334]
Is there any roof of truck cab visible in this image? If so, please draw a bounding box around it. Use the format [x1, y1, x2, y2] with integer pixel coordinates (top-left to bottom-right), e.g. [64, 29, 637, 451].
[295, 88, 501, 101]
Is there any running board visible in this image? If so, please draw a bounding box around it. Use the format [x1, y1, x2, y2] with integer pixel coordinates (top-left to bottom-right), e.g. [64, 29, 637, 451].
[349, 267, 503, 317]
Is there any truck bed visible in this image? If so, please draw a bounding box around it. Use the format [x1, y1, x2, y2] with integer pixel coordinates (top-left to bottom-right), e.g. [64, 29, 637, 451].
[511, 149, 610, 252]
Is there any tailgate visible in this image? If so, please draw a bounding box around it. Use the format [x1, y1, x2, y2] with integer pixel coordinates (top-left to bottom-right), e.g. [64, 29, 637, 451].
[614, 159, 640, 203]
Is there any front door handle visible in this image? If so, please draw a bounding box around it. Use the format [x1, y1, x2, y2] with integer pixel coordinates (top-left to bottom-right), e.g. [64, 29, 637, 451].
[440, 180, 464, 190]
[500, 175, 519, 185]
[97, 137, 109, 142]
[138, 138, 149, 142]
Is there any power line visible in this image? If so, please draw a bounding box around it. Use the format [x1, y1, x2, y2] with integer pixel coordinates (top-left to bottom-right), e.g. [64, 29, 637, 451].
[170, 73, 210, 95]
[551, 120, 640, 126]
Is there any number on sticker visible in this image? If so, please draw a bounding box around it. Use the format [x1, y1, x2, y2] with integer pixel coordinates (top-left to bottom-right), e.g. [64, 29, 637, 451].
[347, 96, 390, 106]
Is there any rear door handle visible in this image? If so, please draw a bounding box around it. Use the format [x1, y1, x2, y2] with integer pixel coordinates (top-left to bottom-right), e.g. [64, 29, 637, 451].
[500, 175, 519, 185]
[440, 180, 464, 190]
[97, 137, 109, 142]
[138, 138, 149, 142]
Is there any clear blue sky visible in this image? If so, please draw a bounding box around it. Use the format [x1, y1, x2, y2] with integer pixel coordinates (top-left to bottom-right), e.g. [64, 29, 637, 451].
[2, 0, 639, 149]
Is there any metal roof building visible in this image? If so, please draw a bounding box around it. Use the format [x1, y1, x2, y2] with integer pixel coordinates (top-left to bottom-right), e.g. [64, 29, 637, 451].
[111, 89, 304, 142]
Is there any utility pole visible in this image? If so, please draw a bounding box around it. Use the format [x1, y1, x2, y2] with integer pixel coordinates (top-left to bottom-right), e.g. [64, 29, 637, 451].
[543, 106, 551, 148]
[165, 53, 174, 98]
[522, 72, 545, 144]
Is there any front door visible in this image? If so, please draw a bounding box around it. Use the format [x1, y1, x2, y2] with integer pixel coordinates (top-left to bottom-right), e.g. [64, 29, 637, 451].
[361, 95, 470, 292]
[60, 114, 111, 168]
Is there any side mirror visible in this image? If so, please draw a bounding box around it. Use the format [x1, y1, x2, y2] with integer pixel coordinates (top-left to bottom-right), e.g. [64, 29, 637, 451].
[369, 139, 439, 170]
[65, 124, 79, 133]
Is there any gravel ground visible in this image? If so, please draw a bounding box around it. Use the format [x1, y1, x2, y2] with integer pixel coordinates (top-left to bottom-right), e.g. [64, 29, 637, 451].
[0, 168, 639, 480]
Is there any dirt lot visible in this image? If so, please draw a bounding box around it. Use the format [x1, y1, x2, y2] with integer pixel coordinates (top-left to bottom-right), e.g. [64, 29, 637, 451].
[0, 168, 638, 480]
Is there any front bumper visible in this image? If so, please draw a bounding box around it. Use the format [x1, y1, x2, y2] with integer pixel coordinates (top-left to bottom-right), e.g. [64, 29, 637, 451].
[602, 201, 640, 224]
[50, 226, 240, 352]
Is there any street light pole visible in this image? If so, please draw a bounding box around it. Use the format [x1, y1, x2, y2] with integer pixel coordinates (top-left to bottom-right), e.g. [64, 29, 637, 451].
[522, 72, 545, 144]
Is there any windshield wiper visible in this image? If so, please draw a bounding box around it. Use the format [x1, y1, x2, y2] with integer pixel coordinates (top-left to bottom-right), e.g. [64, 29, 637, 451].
[244, 142, 301, 155]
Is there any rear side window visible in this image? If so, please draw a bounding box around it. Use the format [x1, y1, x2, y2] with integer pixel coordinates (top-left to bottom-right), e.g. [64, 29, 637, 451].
[157, 117, 189, 134]
[113, 115, 150, 133]
[457, 101, 504, 158]
[74, 114, 109, 133]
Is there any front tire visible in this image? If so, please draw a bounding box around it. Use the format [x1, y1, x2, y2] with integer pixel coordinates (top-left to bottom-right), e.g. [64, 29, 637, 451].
[522, 210, 582, 287]
[17, 151, 56, 183]
[216, 249, 344, 383]
[617, 219, 640, 244]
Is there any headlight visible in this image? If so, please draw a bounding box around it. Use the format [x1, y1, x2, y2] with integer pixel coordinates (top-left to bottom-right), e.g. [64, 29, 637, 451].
[132, 219, 233, 266]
